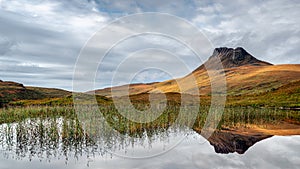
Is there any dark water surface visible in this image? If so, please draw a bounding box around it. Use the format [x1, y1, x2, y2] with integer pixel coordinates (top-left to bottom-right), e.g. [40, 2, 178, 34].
[0, 117, 299, 169]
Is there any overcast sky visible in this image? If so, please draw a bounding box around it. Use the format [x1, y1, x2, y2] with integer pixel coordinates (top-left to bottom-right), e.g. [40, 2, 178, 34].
[0, 0, 299, 91]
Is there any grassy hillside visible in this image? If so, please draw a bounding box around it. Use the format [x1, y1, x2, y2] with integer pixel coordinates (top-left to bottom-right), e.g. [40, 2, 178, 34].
[88, 62, 300, 108]
[150, 64, 300, 95]
[0, 80, 70, 107]
[92, 64, 300, 100]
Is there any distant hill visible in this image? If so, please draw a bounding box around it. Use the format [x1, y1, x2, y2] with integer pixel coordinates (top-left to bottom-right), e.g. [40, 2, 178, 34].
[89, 83, 156, 97]
[0, 80, 71, 105]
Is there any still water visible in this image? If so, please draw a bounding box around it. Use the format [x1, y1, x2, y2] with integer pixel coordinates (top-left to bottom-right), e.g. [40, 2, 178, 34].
[0, 117, 299, 169]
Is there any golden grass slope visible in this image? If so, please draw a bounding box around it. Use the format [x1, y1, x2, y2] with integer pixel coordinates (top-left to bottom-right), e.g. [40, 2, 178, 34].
[94, 64, 300, 97]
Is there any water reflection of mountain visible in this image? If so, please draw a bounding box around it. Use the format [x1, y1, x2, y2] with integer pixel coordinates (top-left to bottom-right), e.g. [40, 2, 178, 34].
[0, 116, 280, 163]
[205, 131, 272, 154]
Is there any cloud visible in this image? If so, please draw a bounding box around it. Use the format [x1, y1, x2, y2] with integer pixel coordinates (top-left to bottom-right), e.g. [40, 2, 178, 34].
[0, 37, 18, 55]
[0, 0, 109, 90]
[0, 0, 299, 90]
[192, 0, 300, 64]
[92, 0, 200, 18]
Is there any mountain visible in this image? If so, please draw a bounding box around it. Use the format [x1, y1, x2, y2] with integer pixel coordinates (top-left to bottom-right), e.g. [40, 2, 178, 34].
[93, 47, 300, 106]
[93, 47, 300, 107]
[0, 80, 71, 105]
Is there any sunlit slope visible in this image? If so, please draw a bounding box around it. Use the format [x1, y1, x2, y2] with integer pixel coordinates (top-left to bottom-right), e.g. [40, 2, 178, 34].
[151, 64, 300, 95]
[93, 83, 156, 97]
[94, 64, 300, 97]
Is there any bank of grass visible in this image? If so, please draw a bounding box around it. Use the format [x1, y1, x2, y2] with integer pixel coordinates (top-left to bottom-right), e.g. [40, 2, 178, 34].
[2, 103, 299, 135]
[226, 80, 300, 108]
[9, 94, 112, 106]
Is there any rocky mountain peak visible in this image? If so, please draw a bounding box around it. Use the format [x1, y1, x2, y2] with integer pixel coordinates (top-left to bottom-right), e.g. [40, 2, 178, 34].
[205, 47, 272, 69]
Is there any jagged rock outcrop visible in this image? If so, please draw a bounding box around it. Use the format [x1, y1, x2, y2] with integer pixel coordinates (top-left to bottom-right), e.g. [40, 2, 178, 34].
[195, 47, 272, 71]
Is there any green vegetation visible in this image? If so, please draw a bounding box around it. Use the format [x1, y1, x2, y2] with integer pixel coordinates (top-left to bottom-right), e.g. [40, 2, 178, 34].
[226, 80, 300, 108]
[218, 106, 300, 129]
[9, 94, 112, 106]
[1, 103, 299, 133]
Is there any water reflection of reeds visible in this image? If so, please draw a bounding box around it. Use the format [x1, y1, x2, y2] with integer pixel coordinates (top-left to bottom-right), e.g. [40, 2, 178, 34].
[0, 117, 98, 162]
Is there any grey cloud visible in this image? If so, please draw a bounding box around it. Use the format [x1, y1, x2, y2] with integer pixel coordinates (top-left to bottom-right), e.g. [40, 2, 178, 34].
[0, 0, 299, 90]
[194, 0, 300, 64]
[95, 34, 201, 88]
[92, 0, 200, 18]
[0, 37, 18, 55]
[0, 1, 107, 90]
